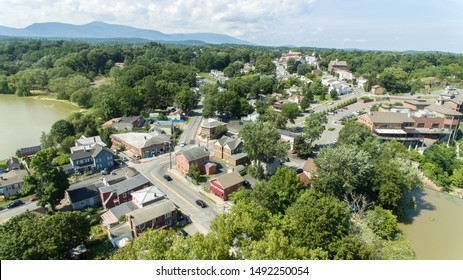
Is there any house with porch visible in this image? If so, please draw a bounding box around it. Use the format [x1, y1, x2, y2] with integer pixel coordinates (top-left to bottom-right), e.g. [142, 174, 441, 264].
[0, 169, 28, 198]
[69, 144, 115, 174]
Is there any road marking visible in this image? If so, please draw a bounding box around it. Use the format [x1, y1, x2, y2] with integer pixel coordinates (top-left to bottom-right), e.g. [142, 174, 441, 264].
[149, 169, 199, 210]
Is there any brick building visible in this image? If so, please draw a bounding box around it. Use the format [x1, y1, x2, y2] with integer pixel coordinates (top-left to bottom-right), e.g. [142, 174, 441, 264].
[209, 171, 244, 200]
[175, 146, 210, 175]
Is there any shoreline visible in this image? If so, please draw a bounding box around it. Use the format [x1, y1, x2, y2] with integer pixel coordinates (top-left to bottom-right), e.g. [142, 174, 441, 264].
[0, 93, 82, 111]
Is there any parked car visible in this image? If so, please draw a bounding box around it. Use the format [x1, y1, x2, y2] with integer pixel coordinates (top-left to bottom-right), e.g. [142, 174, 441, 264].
[296, 168, 303, 174]
[180, 141, 186, 147]
[6, 200, 24, 209]
[163, 175, 172, 181]
[238, 121, 243, 125]
[29, 197, 37, 202]
[195, 199, 207, 208]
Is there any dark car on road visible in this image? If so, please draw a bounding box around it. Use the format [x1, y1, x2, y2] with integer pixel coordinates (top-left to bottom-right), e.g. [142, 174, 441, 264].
[195, 199, 207, 208]
[163, 175, 172, 181]
[6, 200, 24, 209]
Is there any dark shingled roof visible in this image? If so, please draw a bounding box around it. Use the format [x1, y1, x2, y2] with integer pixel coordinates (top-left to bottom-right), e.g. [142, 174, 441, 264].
[67, 184, 99, 204]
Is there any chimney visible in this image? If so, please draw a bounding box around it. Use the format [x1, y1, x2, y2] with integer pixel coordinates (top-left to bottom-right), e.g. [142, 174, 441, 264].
[93, 137, 96, 142]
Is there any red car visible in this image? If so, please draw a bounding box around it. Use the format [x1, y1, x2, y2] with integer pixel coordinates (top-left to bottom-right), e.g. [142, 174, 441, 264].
[290, 149, 296, 154]
[29, 197, 38, 202]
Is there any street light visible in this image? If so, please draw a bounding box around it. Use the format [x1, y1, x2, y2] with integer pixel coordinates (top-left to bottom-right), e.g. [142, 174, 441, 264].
[164, 141, 172, 169]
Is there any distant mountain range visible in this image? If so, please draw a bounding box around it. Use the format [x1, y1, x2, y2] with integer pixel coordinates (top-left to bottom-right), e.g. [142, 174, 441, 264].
[0, 21, 253, 45]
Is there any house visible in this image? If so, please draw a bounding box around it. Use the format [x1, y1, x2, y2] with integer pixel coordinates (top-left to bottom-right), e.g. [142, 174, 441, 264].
[328, 59, 348, 72]
[100, 186, 166, 228]
[286, 85, 302, 96]
[209, 171, 245, 200]
[175, 146, 210, 175]
[204, 162, 217, 175]
[167, 108, 184, 121]
[127, 199, 177, 237]
[371, 85, 386, 95]
[213, 136, 248, 167]
[303, 158, 317, 178]
[102, 167, 139, 186]
[288, 95, 305, 105]
[108, 223, 132, 248]
[102, 116, 145, 131]
[200, 118, 226, 137]
[149, 120, 174, 135]
[297, 173, 311, 187]
[335, 70, 353, 81]
[71, 135, 107, 153]
[6, 157, 21, 171]
[111, 132, 171, 158]
[357, 77, 368, 89]
[0, 169, 28, 198]
[69, 144, 115, 174]
[99, 174, 153, 210]
[19, 145, 41, 157]
[66, 183, 101, 210]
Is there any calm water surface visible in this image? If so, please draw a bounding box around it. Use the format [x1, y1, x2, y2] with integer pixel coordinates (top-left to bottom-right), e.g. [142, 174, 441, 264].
[0, 94, 78, 159]
[399, 187, 463, 259]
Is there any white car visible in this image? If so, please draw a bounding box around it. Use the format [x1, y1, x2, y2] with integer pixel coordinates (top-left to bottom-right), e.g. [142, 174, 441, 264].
[180, 141, 186, 147]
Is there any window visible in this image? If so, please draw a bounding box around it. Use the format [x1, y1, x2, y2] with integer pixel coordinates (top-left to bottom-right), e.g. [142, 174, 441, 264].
[417, 123, 425, 128]
[444, 124, 450, 129]
[164, 212, 172, 219]
[122, 193, 127, 199]
[166, 220, 173, 226]
[113, 199, 119, 206]
[432, 123, 439, 128]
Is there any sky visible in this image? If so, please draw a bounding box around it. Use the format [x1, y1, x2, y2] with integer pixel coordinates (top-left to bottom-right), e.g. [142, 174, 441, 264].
[0, 0, 461, 53]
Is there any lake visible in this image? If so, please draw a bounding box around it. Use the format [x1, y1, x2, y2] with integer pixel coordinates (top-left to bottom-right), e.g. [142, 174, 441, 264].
[399, 187, 463, 260]
[0, 94, 79, 159]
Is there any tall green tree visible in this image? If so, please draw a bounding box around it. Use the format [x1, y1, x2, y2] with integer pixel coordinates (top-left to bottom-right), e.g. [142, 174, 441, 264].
[0, 211, 90, 260]
[302, 113, 328, 147]
[239, 121, 290, 167]
[280, 102, 300, 124]
[337, 122, 373, 146]
[50, 119, 75, 143]
[20, 148, 69, 211]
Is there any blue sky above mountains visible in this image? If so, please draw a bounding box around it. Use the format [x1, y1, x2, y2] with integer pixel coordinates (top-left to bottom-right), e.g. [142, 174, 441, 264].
[0, 0, 460, 52]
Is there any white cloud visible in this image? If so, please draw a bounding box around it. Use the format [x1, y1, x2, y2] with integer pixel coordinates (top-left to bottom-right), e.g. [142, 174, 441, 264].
[0, 0, 316, 44]
[311, 27, 323, 35]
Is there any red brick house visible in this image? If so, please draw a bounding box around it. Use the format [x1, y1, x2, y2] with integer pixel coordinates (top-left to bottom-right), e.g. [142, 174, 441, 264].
[126, 199, 177, 238]
[328, 59, 348, 72]
[175, 146, 210, 175]
[209, 171, 244, 200]
[371, 85, 386, 95]
[99, 174, 152, 210]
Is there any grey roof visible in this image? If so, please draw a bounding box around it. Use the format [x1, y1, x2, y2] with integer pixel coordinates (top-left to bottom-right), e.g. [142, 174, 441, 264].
[99, 174, 152, 195]
[108, 201, 139, 221]
[213, 171, 244, 190]
[76, 136, 105, 147]
[102, 167, 139, 185]
[66, 184, 99, 204]
[69, 149, 93, 161]
[109, 223, 132, 237]
[92, 144, 114, 158]
[367, 112, 415, 124]
[201, 118, 225, 129]
[128, 199, 177, 227]
[329, 60, 347, 66]
[426, 104, 463, 116]
[178, 146, 209, 162]
[111, 133, 170, 149]
[120, 116, 143, 124]
[19, 146, 41, 156]
[404, 99, 432, 106]
[204, 162, 217, 168]
[215, 136, 242, 150]
[229, 152, 248, 160]
[0, 169, 28, 187]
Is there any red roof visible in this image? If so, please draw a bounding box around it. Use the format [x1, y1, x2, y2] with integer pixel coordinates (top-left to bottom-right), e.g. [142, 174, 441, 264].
[297, 173, 311, 186]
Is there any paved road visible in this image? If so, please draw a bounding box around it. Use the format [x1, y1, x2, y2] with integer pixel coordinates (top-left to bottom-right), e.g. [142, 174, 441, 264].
[133, 154, 220, 234]
[0, 200, 40, 222]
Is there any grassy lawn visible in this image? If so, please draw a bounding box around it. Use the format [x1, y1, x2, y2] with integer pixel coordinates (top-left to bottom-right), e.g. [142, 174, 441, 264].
[0, 159, 7, 169]
[198, 72, 216, 83]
